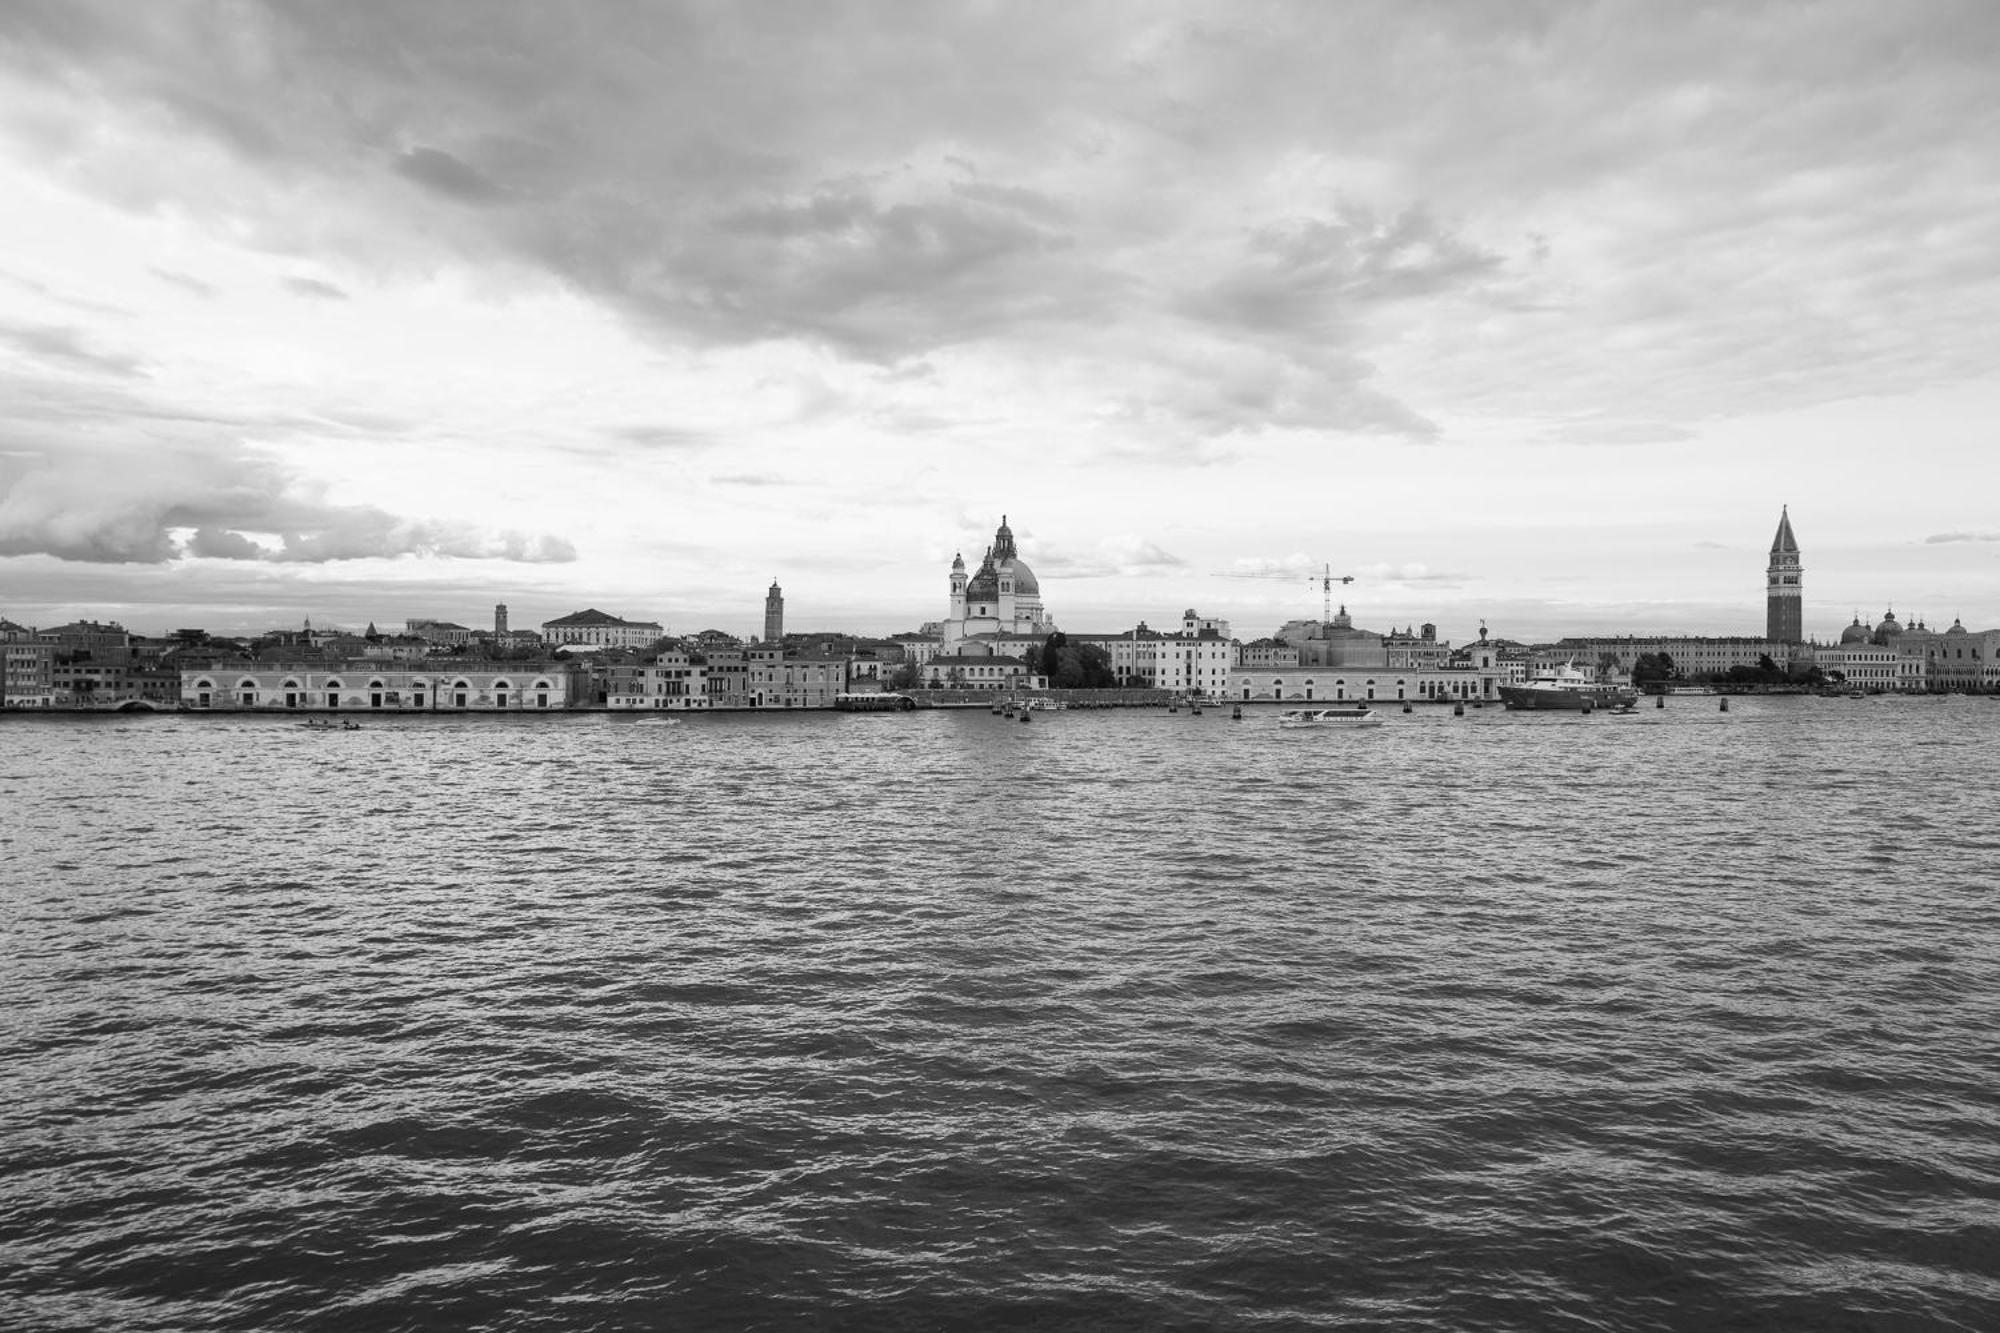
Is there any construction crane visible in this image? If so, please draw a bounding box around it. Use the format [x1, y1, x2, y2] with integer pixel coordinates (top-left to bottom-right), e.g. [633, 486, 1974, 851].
[1214, 562, 1356, 627]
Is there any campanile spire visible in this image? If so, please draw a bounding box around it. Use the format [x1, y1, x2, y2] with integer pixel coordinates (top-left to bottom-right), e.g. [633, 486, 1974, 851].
[1766, 506, 1803, 643]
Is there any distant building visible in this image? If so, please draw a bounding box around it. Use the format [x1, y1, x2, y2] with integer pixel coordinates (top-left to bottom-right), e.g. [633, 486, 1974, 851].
[1227, 617, 1506, 703]
[3, 639, 55, 707]
[1550, 636, 1791, 679]
[940, 515, 1055, 654]
[606, 649, 709, 710]
[764, 581, 784, 644]
[1923, 618, 2000, 691]
[405, 618, 477, 648]
[1767, 506, 1803, 643]
[181, 663, 584, 711]
[39, 619, 133, 658]
[540, 608, 663, 650]
[1069, 618, 1235, 695]
[747, 643, 847, 708]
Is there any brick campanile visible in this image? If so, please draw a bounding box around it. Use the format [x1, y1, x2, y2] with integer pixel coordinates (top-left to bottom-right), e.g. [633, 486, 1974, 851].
[1766, 507, 1802, 643]
[764, 580, 784, 645]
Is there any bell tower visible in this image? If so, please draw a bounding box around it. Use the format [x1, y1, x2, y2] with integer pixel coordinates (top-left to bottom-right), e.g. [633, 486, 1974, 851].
[764, 580, 784, 645]
[1766, 506, 1802, 643]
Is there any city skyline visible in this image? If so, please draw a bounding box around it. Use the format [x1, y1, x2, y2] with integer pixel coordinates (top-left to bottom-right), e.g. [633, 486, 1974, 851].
[4, 3, 1999, 640]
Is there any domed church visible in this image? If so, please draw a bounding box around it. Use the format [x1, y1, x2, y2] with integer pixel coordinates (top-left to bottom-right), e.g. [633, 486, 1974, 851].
[940, 515, 1055, 653]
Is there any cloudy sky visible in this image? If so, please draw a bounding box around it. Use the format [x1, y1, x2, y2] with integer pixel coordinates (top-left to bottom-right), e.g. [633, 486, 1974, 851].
[3, 1, 1997, 642]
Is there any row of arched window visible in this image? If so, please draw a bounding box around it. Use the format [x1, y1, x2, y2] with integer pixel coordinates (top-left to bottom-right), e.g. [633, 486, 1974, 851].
[187, 677, 556, 708]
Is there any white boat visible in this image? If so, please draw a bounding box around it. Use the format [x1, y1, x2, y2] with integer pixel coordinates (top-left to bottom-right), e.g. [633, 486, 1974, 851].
[1499, 661, 1638, 711]
[1278, 706, 1384, 728]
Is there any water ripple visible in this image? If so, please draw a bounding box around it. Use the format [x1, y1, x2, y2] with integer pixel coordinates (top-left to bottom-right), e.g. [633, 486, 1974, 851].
[3, 698, 1998, 1331]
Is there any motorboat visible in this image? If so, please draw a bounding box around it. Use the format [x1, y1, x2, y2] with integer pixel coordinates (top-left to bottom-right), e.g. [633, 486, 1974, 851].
[1278, 706, 1384, 728]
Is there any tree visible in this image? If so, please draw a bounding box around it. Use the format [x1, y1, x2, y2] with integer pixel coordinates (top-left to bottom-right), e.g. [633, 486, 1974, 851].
[1631, 653, 1675, 690]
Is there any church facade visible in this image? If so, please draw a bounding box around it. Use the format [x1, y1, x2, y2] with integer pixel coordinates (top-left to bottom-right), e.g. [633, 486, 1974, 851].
[924, 515, 1054, 689]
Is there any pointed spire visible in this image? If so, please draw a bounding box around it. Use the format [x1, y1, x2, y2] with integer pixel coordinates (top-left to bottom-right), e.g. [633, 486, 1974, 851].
[1770, 505, 1799, 555]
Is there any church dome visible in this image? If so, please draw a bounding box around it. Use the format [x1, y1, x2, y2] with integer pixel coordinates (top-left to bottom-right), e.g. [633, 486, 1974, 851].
[1872, 609, 1902, 645]
[965, 564, 1000, 602]
[1002, 558, 1039, 596]
[1946, 617, 1968, 636]
[1839, 616, 1869, 645]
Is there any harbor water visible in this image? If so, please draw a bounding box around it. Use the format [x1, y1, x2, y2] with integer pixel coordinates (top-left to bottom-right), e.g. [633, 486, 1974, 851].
[3, 697, 1998, 1331]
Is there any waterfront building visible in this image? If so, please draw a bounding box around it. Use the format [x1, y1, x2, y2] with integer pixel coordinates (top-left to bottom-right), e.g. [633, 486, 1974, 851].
[747, 644, 847, 708]
[701, 648, 751, 708]
[606, 650, 710, 710]
[180, 663, 584, 711]
[1550, 636, 1794, 679]
[1804, 609, 1962, 692]
[539, 608, 664, 650]
[1767, 506, 1803, 643]
[1925, 619, 2000, 690]
[1068, 618, 1235, 695]
[920, 650, 1038, 692]
[1227, 623, 1505, 703]
[3, 639, 55, 707]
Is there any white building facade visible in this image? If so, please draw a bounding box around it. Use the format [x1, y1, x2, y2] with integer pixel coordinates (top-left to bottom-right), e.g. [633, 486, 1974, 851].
[181, 664, 582, 711]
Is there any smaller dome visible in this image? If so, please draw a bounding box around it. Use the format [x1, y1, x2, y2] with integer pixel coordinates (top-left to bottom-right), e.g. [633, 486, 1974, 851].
[1839, 617, 1869, 645]
[1946, 617, 1968, 636]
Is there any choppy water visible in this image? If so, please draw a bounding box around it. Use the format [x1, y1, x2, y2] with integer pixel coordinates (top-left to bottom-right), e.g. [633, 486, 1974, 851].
[3, 696, 1998, 1331]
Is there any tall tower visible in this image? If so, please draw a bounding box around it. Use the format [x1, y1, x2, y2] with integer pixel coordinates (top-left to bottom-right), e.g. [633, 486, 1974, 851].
[1766, 506, 1803, 643]
[495, 603, 508, 636]
[764, 580, 784, 644]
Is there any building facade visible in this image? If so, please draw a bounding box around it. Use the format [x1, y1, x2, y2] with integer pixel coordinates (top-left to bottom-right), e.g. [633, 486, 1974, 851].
[940, 515, 1055, 654]
[181, 664, 583, 710]
[540, 609, 664, 650]
[606, 651, 710, 709]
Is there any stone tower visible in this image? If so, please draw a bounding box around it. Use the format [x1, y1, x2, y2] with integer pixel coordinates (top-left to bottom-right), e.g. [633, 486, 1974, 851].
[764, 580, 784, 645]
[495, 603, 508, 636]
[1766, 506, 1802, 643]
